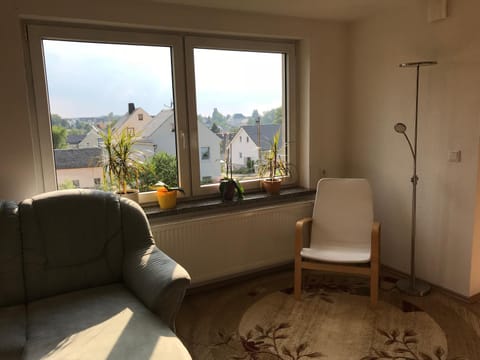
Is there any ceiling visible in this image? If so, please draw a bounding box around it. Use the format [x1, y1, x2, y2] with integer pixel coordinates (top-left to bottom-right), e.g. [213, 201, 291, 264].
[151, 0, 409, 21]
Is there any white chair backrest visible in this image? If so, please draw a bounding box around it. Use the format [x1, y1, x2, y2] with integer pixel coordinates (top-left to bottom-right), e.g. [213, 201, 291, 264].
[310, 178, 373, 249]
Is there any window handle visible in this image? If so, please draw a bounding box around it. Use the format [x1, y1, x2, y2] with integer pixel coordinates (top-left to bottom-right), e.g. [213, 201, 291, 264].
[181, 131, 186, 150]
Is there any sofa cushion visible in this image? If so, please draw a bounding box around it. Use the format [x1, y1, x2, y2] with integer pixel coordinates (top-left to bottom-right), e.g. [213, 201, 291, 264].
[0, 200, 25, 306]
[25, 283, 191, 360]
[20, 190, 123, 301]
[0, 305, 26, 360]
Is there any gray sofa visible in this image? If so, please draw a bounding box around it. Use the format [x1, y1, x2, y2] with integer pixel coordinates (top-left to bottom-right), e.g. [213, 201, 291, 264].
[0, 190, 191, 359]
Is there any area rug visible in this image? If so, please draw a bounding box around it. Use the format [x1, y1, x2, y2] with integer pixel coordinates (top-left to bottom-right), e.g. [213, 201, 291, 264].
[177, 272, 475, 359]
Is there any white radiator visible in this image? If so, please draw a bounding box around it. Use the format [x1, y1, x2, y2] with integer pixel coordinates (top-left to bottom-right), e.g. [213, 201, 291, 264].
[150, 201, 314, 285]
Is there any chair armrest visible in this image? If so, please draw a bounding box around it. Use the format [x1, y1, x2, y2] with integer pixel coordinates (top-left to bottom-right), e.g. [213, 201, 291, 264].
[371, 221, 381, 263]
[123, 245, 190, 331]
[295, 217, 313, 255]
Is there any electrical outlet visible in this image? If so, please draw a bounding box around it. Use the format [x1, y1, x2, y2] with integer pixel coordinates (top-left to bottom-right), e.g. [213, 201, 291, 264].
[448, 151, 461, 162]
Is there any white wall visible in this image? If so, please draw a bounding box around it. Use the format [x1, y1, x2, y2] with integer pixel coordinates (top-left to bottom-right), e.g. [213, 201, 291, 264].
[348, 0, 480, 296]
[0, 0, 348, 201]
[149, 116, 176, 156]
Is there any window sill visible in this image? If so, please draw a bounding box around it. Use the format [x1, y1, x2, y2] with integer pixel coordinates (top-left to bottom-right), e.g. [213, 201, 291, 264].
[143, 187, 315, 221]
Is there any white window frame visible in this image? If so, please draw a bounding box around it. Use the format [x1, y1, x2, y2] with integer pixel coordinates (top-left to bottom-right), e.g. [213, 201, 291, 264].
[26, 24, 191, 197]
[184, 36, 296, 196]
[26, 24, 296, 201]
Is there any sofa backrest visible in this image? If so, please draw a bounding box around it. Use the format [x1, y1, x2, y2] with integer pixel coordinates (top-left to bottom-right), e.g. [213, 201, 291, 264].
[19, 190, 123, 301]
[0, 201, 25, 306]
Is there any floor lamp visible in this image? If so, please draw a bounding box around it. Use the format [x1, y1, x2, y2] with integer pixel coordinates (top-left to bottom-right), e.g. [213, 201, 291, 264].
[394, 60, 437, 296]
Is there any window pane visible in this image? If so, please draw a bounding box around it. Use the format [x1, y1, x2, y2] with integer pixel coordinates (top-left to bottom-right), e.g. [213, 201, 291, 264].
[42, 40, 179, 192]
[193, 48, 285, 185]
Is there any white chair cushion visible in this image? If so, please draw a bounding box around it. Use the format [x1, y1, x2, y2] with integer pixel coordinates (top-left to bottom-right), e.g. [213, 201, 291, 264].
[301, 244, 371, 263]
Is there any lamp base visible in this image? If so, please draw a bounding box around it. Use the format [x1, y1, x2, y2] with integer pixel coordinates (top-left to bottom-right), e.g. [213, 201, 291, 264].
[396, 278, 431, 297]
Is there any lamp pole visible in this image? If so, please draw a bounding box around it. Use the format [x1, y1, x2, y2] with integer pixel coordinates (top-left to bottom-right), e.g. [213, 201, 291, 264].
[394, 60, 437, 297]
[256, 116, 261, 164]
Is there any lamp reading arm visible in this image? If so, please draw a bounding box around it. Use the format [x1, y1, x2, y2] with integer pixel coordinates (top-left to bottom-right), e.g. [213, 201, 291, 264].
[402, 132, 415, 159]
[394, 122, 415, 159]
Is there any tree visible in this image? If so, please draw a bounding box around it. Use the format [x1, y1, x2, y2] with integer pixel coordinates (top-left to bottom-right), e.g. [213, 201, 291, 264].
[59, 179, 76, 190]
[51, 125, 67, 149]
[211, 123, 220, 134]
[272, 107, 283, 124]
[68, 128, 87, 136]
[138, 152, 178, 191]
[261, 107, 282, 124]
[50, 113, 70, 128]
[212, 108, 225, 123]
[251, 109, 260, 121]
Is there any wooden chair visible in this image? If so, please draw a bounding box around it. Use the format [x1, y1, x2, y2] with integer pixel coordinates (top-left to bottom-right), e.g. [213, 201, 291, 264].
[294, 178, 380, 306]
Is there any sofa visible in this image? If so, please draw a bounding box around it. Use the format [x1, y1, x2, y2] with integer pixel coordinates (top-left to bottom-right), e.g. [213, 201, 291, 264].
[0, 189, 191, 359]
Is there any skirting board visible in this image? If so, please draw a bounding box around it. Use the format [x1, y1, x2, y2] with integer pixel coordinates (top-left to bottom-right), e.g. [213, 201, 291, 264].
[382, 265, 480, 304]
[186, 262, 480, 304]
[185, 261, 293, 296]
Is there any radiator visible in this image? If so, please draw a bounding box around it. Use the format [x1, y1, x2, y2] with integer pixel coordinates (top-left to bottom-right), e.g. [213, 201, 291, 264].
[150, 200, 314, 285]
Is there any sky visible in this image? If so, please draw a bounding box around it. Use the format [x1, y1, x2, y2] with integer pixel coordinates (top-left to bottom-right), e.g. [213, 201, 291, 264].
[43, 40, 283, 119]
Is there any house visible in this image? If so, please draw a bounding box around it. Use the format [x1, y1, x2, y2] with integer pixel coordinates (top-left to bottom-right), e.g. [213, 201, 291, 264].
[77, 106, 221, 182]
[54, 148, 103, 189]
[141, 109, 176, 155]
[112, 103, 153, 137]
[78, 127, 102, 148]
[3, 0, 480, 343]
[229, 124, 282, 168]
[197, 120, 222, 183]
[66, 134, 86, 149]
[143, 109, 221, 182]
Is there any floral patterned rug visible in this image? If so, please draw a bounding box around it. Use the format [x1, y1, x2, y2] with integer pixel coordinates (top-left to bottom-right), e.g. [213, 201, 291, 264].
[177, 272, 477, 360]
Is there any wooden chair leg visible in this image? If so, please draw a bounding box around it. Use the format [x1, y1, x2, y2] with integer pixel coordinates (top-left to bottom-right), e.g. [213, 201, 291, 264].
[370, 221, 380, 306]
[294, 258, 302, 300]
[370, 263, 379, 306]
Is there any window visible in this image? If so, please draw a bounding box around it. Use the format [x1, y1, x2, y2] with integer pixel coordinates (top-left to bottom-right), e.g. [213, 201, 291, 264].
[27, 25, 295, 200]
[201, 176, 212, 185]
[200, 147, 210, 160]
[72, 179, 80, 188]
[188, 38, 295, 192]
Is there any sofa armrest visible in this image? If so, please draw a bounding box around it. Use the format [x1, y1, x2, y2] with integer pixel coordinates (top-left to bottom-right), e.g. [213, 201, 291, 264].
[123, 246, 190, 331]
[120, 198, 190, 331]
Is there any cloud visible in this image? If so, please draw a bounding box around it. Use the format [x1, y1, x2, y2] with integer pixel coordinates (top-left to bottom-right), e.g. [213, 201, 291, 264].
[43, 40, 282, 118]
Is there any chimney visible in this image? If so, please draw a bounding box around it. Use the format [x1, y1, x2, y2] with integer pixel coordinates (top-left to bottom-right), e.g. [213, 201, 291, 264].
[128, 103, 135, 114]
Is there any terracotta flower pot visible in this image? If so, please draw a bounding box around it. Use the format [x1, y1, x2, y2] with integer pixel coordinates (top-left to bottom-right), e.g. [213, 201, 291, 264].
[262, 179, 282, 195]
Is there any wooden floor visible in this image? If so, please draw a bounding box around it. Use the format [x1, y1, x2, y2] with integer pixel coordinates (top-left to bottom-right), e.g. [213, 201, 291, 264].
[176, 269, 480, 360]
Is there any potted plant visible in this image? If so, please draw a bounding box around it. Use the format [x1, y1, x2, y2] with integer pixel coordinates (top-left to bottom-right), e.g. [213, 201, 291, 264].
[100, 127, 144, 202]
[152, 181, 185, 209]
[219, 148, 244, 201]
[258, 130, 289, 195]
